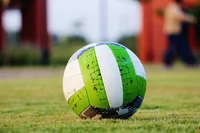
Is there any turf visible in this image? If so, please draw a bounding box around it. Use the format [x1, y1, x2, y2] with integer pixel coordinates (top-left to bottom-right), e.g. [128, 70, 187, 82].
[0, 65, 200, 133]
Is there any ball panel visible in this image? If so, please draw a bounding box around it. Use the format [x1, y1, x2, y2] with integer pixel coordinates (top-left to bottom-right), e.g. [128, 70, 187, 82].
[68, 87, 90, 115]
[68, 43, 97, 63]
[78, 47, 109, 108]
[108, 44, 138, 105]
[63, 60, 85, 100]
[126, 49, 146, 79]
[136, 75, 146, 98]
[95, 45, 123, 108]
[80, 96, 143, 119]
[96, 41, 126, 49]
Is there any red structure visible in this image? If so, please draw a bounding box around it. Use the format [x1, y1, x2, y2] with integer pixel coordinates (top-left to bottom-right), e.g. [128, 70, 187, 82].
[138, 0, 199, 63]
[0, 0, 50, 64]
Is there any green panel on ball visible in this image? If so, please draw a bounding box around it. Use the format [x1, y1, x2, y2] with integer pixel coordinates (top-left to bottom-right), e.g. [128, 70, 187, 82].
[68, 87, 90, 115]
[108, 44, 138, 105]
[136, 75, 146, 98]
[78, 48, 109, 108]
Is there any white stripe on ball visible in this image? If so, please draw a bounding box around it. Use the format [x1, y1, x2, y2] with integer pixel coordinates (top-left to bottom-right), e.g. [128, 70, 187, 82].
[126, 49, 146, 79]
[95, 45, 123, 108]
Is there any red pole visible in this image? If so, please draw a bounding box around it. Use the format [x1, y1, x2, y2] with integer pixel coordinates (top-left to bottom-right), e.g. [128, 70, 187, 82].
[20, 0, 50, 64]
[0, 3, 5, 65]
[188, 26, 199, 53]
[20, 0, 40, 46]
[39, 0, 50, 64]
[151, 0, 170, 63]
[138, 1, 153, 63]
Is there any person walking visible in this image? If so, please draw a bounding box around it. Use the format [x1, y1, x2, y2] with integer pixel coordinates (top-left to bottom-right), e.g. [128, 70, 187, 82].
[163, 0, 198, 67]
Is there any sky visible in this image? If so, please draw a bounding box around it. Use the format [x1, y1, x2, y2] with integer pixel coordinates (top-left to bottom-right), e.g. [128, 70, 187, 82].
[3, 0, 142, 43]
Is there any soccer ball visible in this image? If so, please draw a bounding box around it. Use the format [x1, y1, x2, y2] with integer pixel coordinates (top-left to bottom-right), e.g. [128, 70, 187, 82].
[63, 42, 146, 119]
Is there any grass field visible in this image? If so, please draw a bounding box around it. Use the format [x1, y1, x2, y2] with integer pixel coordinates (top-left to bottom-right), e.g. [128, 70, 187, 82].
[0, 64, 200, 133]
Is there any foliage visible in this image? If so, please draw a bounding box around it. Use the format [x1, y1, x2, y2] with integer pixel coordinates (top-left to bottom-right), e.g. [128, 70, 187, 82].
[2, 33, 140, 66]
[61, 35, 87, 46]
[0, 65, 200, 132]
[118, 35, 137, 54]
[6, 32, 20, 46]
[0, 53, 4, 65]
[3, 45, 41, 66]
[1, 35, 88, 66]
[50, 35, 87, 65]
[51, 34, 138, 65]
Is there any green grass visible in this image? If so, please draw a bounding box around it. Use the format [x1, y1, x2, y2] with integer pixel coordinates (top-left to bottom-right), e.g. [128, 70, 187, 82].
[0, 64, 200, 133]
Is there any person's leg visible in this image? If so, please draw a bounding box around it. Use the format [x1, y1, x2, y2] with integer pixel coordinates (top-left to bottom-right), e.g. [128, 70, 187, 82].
[164, 35, 176, 66]
[178, 35, 197, 65]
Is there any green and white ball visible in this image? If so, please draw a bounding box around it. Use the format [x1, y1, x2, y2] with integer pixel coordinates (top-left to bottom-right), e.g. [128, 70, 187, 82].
[63, 42, 146, 119]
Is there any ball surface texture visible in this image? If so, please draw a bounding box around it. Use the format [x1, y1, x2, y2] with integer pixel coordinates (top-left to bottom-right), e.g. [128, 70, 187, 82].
[63, 42, 146, 119]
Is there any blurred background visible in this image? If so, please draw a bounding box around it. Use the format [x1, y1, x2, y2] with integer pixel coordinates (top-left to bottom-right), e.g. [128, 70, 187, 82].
[0, 0, 199, 66]
[1, 1, 200, 132]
